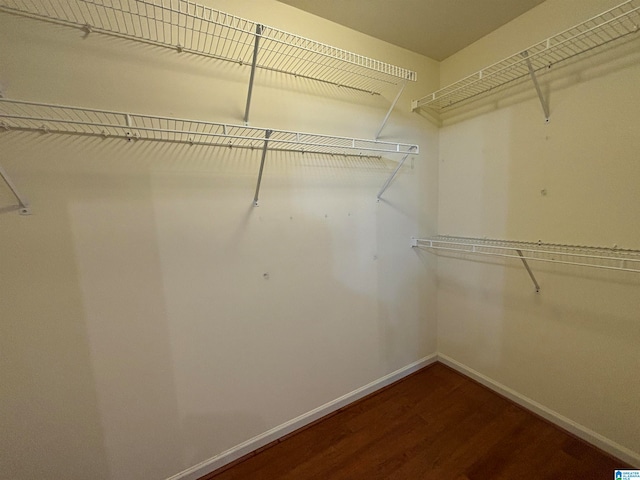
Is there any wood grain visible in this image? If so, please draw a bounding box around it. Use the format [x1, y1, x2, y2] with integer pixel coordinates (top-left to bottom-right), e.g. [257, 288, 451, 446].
[201, 362, 630, 479]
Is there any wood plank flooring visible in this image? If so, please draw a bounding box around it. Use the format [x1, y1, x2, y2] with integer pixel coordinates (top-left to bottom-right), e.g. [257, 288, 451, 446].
[201, 362, 630, 479]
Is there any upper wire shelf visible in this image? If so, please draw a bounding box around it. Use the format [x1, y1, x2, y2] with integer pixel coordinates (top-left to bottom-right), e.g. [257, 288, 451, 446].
[412, 0, 640, 112]
[0, 0, 417, 95]
[0, 98, 419, 156]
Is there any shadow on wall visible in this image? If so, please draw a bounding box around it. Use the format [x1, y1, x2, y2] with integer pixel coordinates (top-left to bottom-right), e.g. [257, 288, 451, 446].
[1, 116, 426, 479]
[131, 133, 403, 475]
[0, 153, 112, 479]
[376, 195, 436, 371]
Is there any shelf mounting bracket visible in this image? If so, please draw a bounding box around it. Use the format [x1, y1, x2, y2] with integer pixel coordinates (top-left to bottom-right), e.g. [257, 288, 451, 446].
[253, 129, 272, 206]
[244, 24, 263, 126]
[522, 50, 550, 122]
[0, 163, 31, 215]
[376, 145, 417, 200]
[516, 249, 540, 293]
[375, 78, 407, 139]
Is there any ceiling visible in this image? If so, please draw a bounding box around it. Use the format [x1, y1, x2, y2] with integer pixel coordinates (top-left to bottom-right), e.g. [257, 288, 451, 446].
[277, 0, 546, 61]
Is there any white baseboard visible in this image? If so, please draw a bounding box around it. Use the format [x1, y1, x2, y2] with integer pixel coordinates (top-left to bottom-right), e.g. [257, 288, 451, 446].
[167, 353, 438, 480]
[437, 353, 640, 468]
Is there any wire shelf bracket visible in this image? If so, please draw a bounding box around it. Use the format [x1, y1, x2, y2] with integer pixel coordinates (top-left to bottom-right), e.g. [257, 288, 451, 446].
[252, 129, 271, 206]
[376, 145, 417, 200]
[0, 98, 419, 206]
[0, 162, 31, 215]
[0, 0, 417, 129]
[522, 50, 550, 122]
[412, 235, 640, 293]
[411, 0, 640, 120]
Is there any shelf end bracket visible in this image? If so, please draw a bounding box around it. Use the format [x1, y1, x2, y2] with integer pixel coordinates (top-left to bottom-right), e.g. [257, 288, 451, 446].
[516, 249, 540, 293]
[0, 163, 31, 215]
[375, 78, 407, 139]
[253, 129, 272, 206]
[244, 24, 263, 126]
[522, 50, 550, 122]
[376, 146, 417, 200]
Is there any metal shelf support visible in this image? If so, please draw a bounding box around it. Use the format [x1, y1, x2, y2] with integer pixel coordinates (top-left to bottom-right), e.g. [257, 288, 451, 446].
[376, 145, 418, 200]
[0, 163, 30, 215]
[244, 24, 263, 126]
[516, 249, 540, 293]
[253, 129, 272, 206]
[375, 79, 407, 140]
[412, 236, 640, 292]
[522, 51, 550, 122]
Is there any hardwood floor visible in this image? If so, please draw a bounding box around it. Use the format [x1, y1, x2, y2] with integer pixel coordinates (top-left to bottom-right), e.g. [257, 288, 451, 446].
[201, 362, 630, 479]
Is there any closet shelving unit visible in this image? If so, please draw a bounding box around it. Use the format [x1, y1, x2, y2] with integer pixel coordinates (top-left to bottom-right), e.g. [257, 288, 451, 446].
[411, 0, 640, 121]
[0, 0, 421, 208]
[412, 236, 640, 292]
[0, 98, 419, 205]
[0, 0, 416, 130]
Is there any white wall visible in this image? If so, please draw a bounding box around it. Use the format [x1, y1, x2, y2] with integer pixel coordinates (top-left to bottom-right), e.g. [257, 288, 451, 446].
[3, 0, 639, 477]
[436, 0, 640, 466]
[0, 2, 439, 479]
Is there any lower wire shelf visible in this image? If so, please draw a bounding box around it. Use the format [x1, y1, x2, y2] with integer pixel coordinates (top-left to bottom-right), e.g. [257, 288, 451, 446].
[0, 98, 419, 207]
[0, 98, 418, 156]
[412, 235, 640, 292]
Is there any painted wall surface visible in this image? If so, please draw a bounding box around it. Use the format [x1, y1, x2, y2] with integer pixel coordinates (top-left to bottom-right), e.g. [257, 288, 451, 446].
[0, 1, 439, 479]
[436, 0, 640, 465]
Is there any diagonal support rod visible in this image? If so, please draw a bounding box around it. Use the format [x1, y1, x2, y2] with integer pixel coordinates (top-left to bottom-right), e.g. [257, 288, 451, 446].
[375, 79, 407, 139]
[376, 145, 417, 200]
[244, 24, 263, 126]
[522, 50, 550, 122]
[253, 129, 272, 206]
[0, 163, 31, 215]
[516, 249, 540, 293]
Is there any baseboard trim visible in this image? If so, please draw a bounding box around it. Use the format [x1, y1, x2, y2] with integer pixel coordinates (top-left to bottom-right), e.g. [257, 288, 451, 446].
[167, 353, 438, 480]
[437, 353, 640, 468]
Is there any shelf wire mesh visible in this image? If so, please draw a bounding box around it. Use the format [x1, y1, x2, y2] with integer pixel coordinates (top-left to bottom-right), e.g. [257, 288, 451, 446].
[413, 0, 640, 111]
[0, 98, 419, 156]
[415, 236, 640, 274]
[0, 0, 416, 94]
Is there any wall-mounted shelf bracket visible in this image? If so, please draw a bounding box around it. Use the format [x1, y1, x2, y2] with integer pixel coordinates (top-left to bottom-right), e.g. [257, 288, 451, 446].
[516, 249, 540, 292]
[0, 163, 30, 215]
[253, 129, 272, 206]
[377, 145, 418, 200]
[412, 236, 640, 293]
[244, 24, 263, 126]
[522, 51, 550, 122]
[375, 79, 407, 139]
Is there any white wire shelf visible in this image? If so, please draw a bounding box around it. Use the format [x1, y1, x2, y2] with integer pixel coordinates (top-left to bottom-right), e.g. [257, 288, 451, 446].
[412, 0, 640, 112]
[0, 0, 416, 95]
[412, 235, 640, 292]
[0, 98, 419, 156]
[0, 97, 419, 206]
